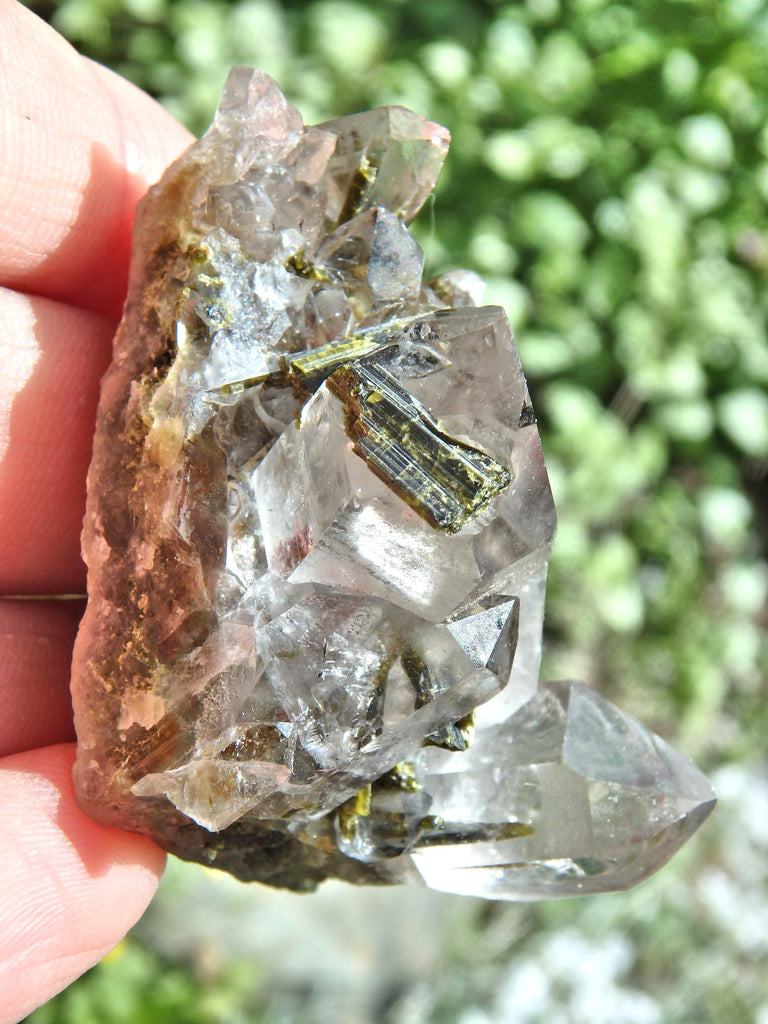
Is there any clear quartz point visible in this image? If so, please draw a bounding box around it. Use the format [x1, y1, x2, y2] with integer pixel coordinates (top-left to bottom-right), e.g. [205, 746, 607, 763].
[408, 681, 717, 899]
[71, 67, 715, 897]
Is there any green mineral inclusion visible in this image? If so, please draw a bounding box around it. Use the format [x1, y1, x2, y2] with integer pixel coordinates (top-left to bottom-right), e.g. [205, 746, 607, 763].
[211, 327, 512, 534]
[210, 323, 406, 397]
[327, 360, 511, 534]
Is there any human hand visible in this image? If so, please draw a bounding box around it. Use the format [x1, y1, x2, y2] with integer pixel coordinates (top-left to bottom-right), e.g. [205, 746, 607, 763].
[0, 2, 193, 1019]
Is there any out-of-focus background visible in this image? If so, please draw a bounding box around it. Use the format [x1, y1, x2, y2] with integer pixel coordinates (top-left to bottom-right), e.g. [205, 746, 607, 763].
[24, 0, 768, 1020]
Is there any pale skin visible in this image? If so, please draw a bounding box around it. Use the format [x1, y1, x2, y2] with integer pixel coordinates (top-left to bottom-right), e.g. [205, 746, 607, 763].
[0, 2, 194, 1019]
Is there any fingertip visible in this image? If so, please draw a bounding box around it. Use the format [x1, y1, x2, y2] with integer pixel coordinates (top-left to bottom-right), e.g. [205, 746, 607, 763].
[0, 288, 115, 594]
[86, 60, 194, 198]
[0, 744, 165, 1023]
[0, 2, 193, 317]
[0, 598, 83, 757]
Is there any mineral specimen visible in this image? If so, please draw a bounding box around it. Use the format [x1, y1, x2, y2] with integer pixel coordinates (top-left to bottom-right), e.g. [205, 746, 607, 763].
[72, 68, 715, 898]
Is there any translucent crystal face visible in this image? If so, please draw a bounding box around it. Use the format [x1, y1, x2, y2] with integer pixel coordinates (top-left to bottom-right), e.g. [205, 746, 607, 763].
[71, 68, 714, 899]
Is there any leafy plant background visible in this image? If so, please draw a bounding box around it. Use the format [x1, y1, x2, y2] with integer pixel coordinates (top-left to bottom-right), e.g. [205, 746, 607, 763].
[23, 0, 768, 1021]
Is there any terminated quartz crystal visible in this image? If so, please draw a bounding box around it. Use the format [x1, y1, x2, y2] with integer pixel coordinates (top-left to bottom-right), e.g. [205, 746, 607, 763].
[72, 69, 715, 898]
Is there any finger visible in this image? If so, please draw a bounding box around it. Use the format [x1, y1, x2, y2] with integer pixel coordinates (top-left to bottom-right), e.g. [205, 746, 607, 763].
[0, 287, 114, 594]
[0, 744, 165, 1024]
[0, 599, 83, 757]
[0, 0, 193, 318]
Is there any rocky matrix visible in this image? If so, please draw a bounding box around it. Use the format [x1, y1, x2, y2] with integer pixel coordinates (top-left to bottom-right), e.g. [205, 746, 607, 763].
[72, 68, 715, 898]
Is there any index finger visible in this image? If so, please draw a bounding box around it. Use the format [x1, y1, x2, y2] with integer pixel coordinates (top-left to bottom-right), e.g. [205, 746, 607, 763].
[0, 0, 193, 318]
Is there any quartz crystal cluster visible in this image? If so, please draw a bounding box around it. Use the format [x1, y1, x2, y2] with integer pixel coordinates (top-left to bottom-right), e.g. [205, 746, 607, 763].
[72, 68, 715, 898]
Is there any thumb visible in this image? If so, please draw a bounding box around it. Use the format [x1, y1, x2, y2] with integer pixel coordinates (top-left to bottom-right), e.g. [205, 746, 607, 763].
[0, 744, 165, 1024]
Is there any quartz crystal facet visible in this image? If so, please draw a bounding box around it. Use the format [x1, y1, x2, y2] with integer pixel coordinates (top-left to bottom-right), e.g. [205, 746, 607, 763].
[72, 68, 715, 898]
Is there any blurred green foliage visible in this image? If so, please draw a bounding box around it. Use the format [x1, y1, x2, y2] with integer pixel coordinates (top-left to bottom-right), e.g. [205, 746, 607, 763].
[27, 0, 768, 759]
[26, 936, 266, 1024]
[20, 0, 768, 1021]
